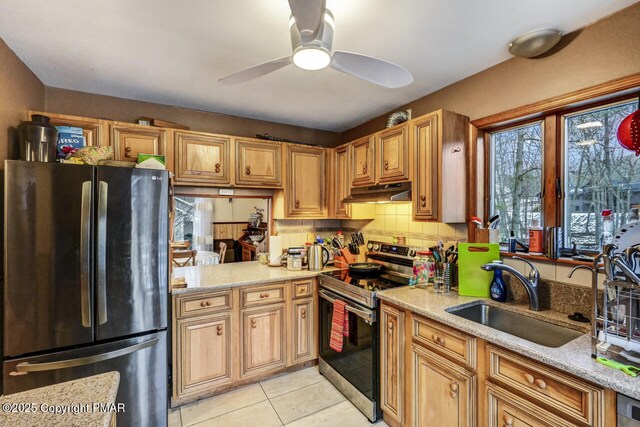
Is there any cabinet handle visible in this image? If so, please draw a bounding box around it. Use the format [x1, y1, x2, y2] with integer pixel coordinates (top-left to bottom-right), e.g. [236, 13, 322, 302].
[216, 325, 223, 336]
[534, 378, 547, 389]
[449, 390, 457, 399]
[387, 321, 393, 332]
[259, 293, 265, 298]
[362, 162, 367, 173]
[503, 414, 513, 427]
[295, 200, 300, 208]
[206, 301, 211, 306]
[245, 165, 251, 175]
[384, 160, 389, 170]
[214, 163, 220, 173]
[523, 373, 534, 384]
[432, 334, 445, 346]
[301, 309, 307, 319]
[124, 146, 133, 158]
[449, 382, 458, 392]
[251, 319, 257, 328]
[420, 194, 427, 207]
[200, 301, 206, 307]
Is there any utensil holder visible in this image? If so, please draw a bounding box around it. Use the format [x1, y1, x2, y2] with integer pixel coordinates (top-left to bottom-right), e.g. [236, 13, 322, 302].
[475, 229, 499, 244]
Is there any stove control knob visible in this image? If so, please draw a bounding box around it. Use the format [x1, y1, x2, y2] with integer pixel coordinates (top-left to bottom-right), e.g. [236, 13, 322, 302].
[367, 242, 374, 250]
[373, 243, 380, 251]
[408, 248, 416, 257]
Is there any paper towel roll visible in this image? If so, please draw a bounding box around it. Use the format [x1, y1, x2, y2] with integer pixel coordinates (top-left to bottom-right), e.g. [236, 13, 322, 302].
[269, 236, 283, 265]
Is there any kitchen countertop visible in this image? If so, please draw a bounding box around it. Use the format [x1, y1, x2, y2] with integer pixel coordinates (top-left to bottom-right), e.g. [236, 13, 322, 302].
[172, 261, 338, 295]
[377, 287, 640, 400]
[0, 372, 120, 427]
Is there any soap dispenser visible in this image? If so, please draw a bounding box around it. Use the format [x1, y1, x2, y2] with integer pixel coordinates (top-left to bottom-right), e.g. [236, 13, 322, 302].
[489, 260, 507, 302]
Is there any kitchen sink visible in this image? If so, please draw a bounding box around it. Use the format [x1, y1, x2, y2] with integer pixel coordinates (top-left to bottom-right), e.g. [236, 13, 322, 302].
[447, 302, 584, 347]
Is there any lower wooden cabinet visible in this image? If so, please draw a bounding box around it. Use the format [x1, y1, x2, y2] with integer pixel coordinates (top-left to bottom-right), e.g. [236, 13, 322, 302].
[291, 298, 315, 363]
[380, 304, 405, 425]
[486, 382, 577, 427]
[241, 304, 287, 377]
[175, 312, 233, 398]
[411, 343, 476, 427]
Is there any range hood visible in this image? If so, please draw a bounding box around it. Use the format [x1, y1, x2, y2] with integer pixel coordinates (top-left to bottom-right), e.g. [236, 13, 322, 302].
[342, 182, 411, 204]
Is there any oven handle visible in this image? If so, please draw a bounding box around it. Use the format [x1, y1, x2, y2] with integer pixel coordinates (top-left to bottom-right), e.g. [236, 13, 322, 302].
[319, 289, 376, 324]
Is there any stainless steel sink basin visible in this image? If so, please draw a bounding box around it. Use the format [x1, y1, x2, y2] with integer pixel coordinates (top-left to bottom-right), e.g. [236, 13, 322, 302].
[447, 303, 584, 347]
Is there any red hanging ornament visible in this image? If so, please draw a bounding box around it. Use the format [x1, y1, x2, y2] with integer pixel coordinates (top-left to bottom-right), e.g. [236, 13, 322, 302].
[617, 93, 640, 156]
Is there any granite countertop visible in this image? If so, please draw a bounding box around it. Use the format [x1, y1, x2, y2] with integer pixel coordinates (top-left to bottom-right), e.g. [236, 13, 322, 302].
[0, 372, 120, 427]
[377, 287, 640, 400]
[172, 261, 339, 295]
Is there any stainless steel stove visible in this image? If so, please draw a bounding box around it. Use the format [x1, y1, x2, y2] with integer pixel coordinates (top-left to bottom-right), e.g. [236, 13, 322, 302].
[318, 241, 413, 422]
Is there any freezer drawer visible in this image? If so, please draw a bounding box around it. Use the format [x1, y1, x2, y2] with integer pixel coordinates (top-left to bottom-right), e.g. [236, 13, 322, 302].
[3, 331, 167, 427]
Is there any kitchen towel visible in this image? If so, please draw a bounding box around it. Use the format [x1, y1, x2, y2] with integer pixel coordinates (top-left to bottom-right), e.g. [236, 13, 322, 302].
[329, 300, 349, 352]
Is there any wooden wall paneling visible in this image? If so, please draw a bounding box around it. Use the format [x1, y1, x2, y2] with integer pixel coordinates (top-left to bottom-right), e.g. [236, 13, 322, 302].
[467, 124, 479, 242]
[543, 116, 560, 227]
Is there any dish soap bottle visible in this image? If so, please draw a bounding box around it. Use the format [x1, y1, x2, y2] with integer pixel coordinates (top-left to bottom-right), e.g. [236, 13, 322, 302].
[489, 260, 507, 302]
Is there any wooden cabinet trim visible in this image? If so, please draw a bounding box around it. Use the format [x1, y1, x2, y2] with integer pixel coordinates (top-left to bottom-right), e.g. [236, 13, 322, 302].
[175, 131, 231, 185]
[234, 138, 282, 188]
[350, 135, 376, 187]
[285, 145, 326, 217]
[412, 313, 477, 369]
[176, 290, 232, 318]
[411, 114, 439, 220]
[487, 344, 604, 426]
[377, 124, 410, 184]
[380, 304, 405, 425]
[291, 298, 316, 363]
[240, 303, 287, 378]
[110, 123, 167, 162]
[240, 282, 286, 308]
[292, 279, 314, 299]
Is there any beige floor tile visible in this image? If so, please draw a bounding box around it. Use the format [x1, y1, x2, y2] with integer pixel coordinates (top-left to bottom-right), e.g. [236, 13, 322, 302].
[168, 408, 182, 427]
[284, 401, 371, 427]
[180, 383, 267, 426]
[260, 366, 325, 399]
[194, 400, 282, 427]
[270, 380, 346, 424]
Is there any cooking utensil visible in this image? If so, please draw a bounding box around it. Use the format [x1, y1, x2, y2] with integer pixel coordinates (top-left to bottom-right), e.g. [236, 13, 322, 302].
[596, 357, 640, 377]
[487, 214, 500, 229]
[348, 262, 382, 279]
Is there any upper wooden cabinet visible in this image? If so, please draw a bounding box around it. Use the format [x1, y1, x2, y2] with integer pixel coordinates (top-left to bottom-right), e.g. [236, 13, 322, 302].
[377, 124, 410, 184]
[283, 144, 326, 217]
[111, 123, 168, 162]
[29, 111, 108, 147]
[175, 131, 231, 185]
[329, 145, 351, 218]
[411, 110, 468, 223]
[350, 135, 376, 187]
[235, 138, 282, 188]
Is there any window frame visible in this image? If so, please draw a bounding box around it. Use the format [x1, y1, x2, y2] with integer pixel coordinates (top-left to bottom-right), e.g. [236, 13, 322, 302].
[480, 92, 639, 254]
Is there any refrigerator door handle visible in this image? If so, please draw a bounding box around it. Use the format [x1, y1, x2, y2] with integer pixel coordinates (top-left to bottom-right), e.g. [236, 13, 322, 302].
[80, 181, 93, 328]
[97, 180, 108, 325]
[13, 334, 159, 374]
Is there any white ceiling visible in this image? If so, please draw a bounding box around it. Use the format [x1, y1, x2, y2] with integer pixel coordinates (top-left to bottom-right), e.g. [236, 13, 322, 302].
[0, 0, 636, 132]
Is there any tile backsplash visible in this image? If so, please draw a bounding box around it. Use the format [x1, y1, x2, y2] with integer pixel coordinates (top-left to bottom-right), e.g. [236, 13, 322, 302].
[274, 219, 342, 248]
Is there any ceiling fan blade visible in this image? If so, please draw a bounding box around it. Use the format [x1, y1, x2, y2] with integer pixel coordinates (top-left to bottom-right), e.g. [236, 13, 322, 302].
[288, 0, 325, 43]
[330, 51, 413, 89]
[218, 56, 293, 86]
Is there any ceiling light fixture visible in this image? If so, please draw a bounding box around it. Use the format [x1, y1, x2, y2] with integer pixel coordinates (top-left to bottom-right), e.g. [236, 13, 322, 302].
[509, 29, 562, 58]
[575, 121, 603, 129]
[290, 12, 334, 71]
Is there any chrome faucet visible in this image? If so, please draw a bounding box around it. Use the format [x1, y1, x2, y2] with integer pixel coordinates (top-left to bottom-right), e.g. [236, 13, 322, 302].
[481, 256, 541, 311]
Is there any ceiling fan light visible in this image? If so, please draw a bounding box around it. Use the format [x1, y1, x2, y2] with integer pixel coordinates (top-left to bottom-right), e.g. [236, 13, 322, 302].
[293, 47, 331, 70]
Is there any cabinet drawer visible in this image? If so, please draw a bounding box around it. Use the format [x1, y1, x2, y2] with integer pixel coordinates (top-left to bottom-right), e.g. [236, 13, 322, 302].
[412, 314, 476, 369]
[241, 283, 285, 308]
[292, 279, 314, 299]
[487, 345, 604, 426]
[177, 291, 232, 318]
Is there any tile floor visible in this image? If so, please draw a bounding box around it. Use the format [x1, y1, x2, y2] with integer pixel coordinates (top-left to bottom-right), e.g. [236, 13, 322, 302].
[169, 366, 389, 427]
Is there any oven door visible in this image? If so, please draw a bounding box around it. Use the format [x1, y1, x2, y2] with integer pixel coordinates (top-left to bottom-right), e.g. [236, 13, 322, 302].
[318, 288, 378, 402]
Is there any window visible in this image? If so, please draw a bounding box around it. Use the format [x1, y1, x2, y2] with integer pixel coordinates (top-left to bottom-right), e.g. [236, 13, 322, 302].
[489, 122, 543, 243]
[563, 100, 640, 250]
[484, 94, 639, 253]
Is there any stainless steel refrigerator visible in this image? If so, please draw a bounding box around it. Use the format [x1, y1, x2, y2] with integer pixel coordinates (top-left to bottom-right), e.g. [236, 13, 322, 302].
[3, 160, 169, 427]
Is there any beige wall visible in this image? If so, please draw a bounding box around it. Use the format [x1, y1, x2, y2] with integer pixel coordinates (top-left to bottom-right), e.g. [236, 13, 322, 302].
[342, 3, 640, 142]
[44, 87, 341, 147]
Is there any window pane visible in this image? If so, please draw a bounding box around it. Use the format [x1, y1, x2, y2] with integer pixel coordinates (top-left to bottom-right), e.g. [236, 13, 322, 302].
[490, 122, 543, 243]
[564, 100, 639, 251]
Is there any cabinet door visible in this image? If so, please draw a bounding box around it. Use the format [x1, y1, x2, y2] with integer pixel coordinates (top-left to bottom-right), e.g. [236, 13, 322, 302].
[380, 304, 405, 425]
[111, 124, 167, 162]
[235, 139, 282, 187]
[175, 131, 230, 185]
[412, 114, 439, 220]
[287, 145, 326, 217]
[292, 298, 316, 363]
[175, 313, 233, 399]
[331, 145, 351, 218]
[412, 344, 476, 427]
[378, 124, 410, 183]
[30, 111, 107, 147]
[486, 383, 576, 427]
[241, 304, 286, 377]
[351, 135, 376, 187]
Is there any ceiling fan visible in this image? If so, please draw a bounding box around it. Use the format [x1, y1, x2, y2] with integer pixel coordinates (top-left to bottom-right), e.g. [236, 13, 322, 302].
[218, 0, 413, 88]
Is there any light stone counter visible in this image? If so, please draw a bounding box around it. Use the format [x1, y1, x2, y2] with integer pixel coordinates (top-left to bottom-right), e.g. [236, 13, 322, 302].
[377, 287, 640, 400]
[172, 261, 339, 295]
[0, 372, 120, 427]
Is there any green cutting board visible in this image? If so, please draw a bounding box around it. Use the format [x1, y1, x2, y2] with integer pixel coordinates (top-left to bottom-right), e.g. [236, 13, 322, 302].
[457, 243, 500, 297]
